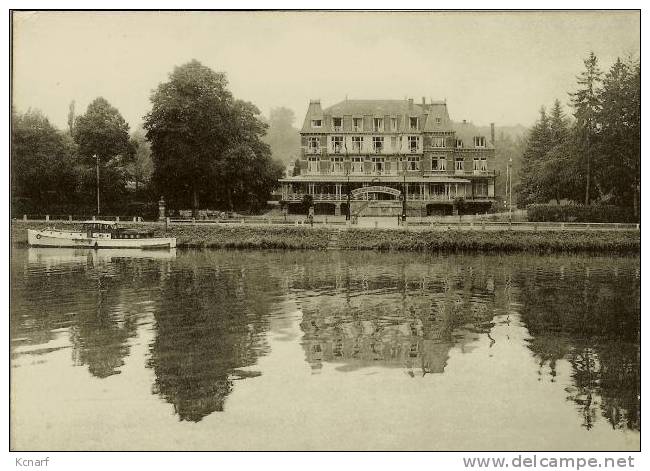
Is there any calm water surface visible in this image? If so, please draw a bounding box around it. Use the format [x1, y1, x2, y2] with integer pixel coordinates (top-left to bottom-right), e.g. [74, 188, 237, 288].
[10, 247, 640, 450]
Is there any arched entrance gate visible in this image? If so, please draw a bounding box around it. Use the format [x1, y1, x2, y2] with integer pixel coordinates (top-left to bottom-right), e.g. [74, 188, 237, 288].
[350, 185, 401, 201]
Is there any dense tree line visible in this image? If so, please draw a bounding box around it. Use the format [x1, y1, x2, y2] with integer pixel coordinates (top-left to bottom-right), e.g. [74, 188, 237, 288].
[12, 60, 283, 217]
[517, 53, 640, 217]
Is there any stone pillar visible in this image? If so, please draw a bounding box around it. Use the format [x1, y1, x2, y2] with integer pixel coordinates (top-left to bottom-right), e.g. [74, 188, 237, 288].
[335, 203, 341, 216]
[158, 197, 166, 221]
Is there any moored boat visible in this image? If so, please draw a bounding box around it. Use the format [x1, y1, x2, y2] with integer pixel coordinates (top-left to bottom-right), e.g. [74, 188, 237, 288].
[27, 220, 176, 249]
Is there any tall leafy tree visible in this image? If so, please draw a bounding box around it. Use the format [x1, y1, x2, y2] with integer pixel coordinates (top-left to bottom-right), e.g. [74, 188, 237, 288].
[73, 97, 133, 213]
[74, 97, 131, 162]
[11, 108, 78, 213]
[144, 60, 282, 214]
[570, 52, 602, 205]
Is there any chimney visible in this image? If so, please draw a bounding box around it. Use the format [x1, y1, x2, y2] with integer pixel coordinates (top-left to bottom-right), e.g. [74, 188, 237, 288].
[408, 98, 414, 109]
[462, 119, 467, 124]
[490, 122, 495, 144]
[422, 97, 426, 105]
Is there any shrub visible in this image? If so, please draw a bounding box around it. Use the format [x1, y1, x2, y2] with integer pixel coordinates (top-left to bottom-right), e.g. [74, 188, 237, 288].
[527, 204, 637, 223]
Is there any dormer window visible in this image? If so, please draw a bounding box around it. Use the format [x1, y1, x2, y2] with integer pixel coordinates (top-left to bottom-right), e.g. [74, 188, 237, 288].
[409, 117, 419, 130]
[474, 136, 486, 148]
[332, 117, 342, 131]
[391, 117, 398, 131]
[353, 117, 362, 132]
[435, 117, 442, 124]
[432, 137, 445, 148]
[456, 139, 463, 148]
[373, 118, 383, 132]
[311, 119, 322, 128]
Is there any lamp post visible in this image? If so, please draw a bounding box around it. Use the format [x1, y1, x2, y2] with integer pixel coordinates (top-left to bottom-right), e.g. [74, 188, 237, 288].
[95, 154, 100, 215]
[508, 157, 513, 221]
[401, 162, 407, 222]
[346, 168, 351, 221]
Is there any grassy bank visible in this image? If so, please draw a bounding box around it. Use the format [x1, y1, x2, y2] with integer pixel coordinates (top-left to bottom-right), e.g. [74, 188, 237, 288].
[11, 221, 640, 254]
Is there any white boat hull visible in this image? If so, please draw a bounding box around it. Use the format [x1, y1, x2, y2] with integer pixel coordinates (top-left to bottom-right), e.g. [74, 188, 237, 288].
[27, 229, 176, 249]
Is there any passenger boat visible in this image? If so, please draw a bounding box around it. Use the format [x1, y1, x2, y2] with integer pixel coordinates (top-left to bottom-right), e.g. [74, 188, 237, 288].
[27, 220, 176, 249]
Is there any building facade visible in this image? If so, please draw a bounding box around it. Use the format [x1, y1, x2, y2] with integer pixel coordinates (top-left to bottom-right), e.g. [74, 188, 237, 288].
[279, 98, 496, 216]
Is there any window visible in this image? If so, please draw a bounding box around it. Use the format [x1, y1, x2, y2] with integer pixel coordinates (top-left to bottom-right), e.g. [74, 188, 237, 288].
[474, 136, 486, 148]
[407, 155, 420, 171]
[391, 117, 398, 131]
[308, 157, 320, 173]
[308, 136, 320, 154]
[331, 135, 343, 154]
[435, 117, 441, 124]
[373, 118, 383, 132]
[373, 136, 384, 153]
[391, 136, 398, 150]
[432, 137, 445, 148]
[372, 157, 385, 174]
[409, 117, 418, 130]
[311, 119, 322, 128]
[351, 157, 364, 174]
[353, 117, 362, 132]
[473, 181, 488, 197]
[332, 117, 342, 131]
[431, 158, 438, 171]
[480, 158, 488, 171]
[352, 136, 363, 153]
[455, 158, 464, 171]
[439, 158, 447, 171]
[408, 136, 419, 152]
[456, 139, 463, 149]
[473, 158, 481, 171]
[330, 156, 344, 174]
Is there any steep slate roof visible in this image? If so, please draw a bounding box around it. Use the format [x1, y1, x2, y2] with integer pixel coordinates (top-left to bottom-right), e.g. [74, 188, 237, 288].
[300, 98, 494, 149]
[324, 99, 416, 116]
[452, 121, 495, 150]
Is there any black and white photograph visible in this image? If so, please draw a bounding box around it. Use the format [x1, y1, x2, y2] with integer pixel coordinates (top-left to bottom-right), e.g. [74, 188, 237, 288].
[6, 6, 643, 464]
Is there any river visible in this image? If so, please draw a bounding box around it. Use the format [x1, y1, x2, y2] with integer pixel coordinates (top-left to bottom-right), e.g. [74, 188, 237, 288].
[10, 247, 640, 450]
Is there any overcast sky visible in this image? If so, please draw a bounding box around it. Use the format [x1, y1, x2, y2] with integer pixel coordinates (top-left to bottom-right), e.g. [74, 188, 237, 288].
[12, 11, 639, 131]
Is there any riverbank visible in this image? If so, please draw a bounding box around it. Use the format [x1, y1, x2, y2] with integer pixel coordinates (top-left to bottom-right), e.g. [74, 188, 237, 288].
[11, 220, 640, 254]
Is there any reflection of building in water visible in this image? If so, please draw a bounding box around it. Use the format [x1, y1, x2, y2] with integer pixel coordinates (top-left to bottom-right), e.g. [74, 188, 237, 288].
[147, 252, 277, 422]
[515, 259, 640, 432]
[292, 257, 499, 375]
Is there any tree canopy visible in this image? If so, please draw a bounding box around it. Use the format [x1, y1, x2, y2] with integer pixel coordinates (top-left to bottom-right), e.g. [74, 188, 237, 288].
[73, 97, 132, 163]
[143, 60, 282, 213]
[11, 108, 78, 213]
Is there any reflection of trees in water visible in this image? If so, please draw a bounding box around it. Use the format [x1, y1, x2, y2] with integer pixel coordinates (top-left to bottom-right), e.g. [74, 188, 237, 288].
[147, 254, 275, 422]
[516, 259, 640, 431]
[12, 251, 161, 378]
[293, 257, 499, 375]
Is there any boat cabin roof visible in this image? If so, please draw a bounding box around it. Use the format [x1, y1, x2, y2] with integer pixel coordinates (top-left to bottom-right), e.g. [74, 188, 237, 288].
[81, 220, 118, 225]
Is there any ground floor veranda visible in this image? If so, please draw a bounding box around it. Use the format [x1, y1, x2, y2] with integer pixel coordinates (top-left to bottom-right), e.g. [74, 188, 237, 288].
[278, 176, 495, 216]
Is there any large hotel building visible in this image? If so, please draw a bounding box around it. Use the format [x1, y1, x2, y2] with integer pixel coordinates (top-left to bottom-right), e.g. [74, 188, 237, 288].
[279, 98, 496, 216]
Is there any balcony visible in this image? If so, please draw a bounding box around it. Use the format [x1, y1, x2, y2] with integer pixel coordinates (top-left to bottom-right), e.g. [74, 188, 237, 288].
[306, 147, 321, 155]
[333, 126, 342, 132]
